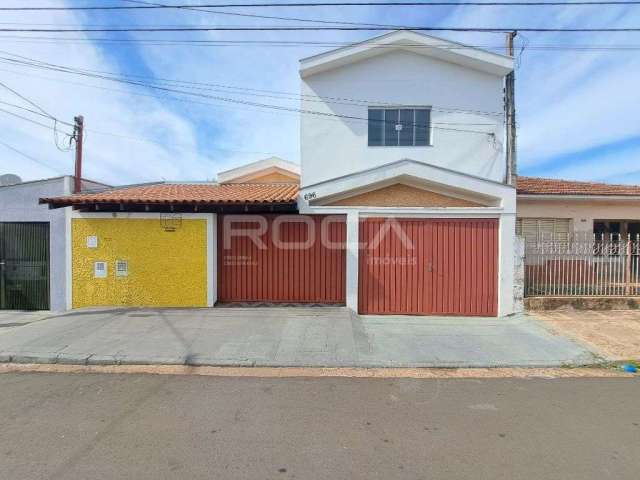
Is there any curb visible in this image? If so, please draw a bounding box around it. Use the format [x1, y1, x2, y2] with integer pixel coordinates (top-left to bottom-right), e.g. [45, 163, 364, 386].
[0, 353, 604, 369]
[0, 362, 635, 379]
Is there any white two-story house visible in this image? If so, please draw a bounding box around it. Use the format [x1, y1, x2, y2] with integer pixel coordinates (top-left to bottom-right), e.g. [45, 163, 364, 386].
[298, 31, 516, 316]
[40, 30, 517, 317]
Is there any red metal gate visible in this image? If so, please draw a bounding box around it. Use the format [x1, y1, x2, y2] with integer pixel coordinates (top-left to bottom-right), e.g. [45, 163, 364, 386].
[358, 218, 499, 316]
[217, 214, 346, 304]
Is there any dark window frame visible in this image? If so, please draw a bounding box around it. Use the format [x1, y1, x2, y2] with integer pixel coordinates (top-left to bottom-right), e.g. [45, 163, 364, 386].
[367, 107, 432, 147]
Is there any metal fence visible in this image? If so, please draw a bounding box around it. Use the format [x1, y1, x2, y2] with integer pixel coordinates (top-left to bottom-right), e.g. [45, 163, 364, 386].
[523, 234, 640, 297]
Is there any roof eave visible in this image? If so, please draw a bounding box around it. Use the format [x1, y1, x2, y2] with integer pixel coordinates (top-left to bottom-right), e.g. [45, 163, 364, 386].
[517, 193, 640, 201]
[40, 199, 298, 209]
[299, 30, 514, 78]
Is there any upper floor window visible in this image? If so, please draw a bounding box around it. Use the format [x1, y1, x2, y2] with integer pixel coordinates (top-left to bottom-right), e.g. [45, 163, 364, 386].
[368, 108, 431, 147]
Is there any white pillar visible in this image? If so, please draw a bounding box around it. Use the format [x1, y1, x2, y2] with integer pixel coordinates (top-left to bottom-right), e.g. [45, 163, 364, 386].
[345, 211, 359, 312]
[498, 213, 516, 316]
[208, 213, 217, 307]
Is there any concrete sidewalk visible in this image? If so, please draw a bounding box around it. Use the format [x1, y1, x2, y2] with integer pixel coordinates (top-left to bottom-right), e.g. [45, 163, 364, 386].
[0, 307, 596, 368]
[0, 311, 53, 329]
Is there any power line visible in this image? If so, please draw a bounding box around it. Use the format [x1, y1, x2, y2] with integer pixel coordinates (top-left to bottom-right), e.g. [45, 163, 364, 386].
[0, 106, 73, 133]
[0, 54, 499, 134]
[0, 79, 56, 119]
[0, 100, 74, 127]
[0, 80, 75, 151]
[0, 26, 639, 32]
[0, 62, 495, 132]
[0, 98, 293, 157]
[1, 35, 639, 51]
[118, 0, 410, 28]
[0, 57, 503, 129]
[0, 49, 504, 115]
[0, 64, 313, 122]
[2, 1, 640, 11]
[0, 138, 61, 173]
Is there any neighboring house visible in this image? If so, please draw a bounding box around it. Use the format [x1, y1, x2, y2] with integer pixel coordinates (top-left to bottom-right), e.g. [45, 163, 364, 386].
[0, 176, 109, 311]
[516, 176, 640, 243]
[41, 31, 516, 317]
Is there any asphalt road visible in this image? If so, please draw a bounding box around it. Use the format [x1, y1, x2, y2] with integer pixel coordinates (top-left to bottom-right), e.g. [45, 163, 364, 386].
[1, 373, 639, 480]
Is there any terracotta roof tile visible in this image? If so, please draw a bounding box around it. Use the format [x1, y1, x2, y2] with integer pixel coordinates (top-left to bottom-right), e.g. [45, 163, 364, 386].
[41, 182, 299, 206]
[517, 176, 640, 196]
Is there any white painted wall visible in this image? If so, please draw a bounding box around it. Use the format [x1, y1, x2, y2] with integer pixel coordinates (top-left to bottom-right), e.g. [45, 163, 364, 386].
[0, 177, 108, 311]
[0, 177, 68, 311]
[517, 198, 640, 234]
[300, 50, 507, 186]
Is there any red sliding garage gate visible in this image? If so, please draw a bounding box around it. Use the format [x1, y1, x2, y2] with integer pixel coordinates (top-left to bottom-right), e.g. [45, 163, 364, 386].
[217, 214, 346, 304]
[358, 218, 499, 316]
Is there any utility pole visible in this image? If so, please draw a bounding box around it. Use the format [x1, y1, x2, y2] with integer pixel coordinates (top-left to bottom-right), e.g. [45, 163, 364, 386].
[73, 115, 84, 194]
[505, 31, 517, 186]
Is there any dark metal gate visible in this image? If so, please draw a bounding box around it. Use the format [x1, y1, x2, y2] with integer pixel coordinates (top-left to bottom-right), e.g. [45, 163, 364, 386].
[0, 222, 50, 310]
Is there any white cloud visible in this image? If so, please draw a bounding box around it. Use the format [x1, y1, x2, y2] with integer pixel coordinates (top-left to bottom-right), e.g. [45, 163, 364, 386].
[0, 1, 638, 184]
[0, 0, 212, 184]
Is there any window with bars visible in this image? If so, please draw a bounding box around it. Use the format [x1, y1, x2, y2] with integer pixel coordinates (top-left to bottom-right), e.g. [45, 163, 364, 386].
[115, 260, 129, 277]
[368, 108, 431, 147]
[516, 218, 571, 244]
[94, 261, 107, 279]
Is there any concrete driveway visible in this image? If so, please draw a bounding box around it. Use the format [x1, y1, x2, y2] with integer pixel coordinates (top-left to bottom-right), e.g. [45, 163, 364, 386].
[0, 307, 595, 368]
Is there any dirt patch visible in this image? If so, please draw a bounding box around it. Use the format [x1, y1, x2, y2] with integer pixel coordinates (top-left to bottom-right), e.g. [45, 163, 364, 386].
[534, 310, 640, 361]
[526, 296, 640, 311]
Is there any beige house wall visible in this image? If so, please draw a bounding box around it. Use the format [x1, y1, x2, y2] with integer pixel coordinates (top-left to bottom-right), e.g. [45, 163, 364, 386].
[327, 183, 483, 207]
[222, 167, 300, 184]
[517, 198, 640, 233]
[237, 171, 299, 184]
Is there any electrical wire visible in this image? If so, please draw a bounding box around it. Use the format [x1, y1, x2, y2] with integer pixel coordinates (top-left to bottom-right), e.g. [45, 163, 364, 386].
[0, 59, 498, 136]
[0, 57, 501, 134]
[1, 36, 639, 52]
[0, 99, 293, 157]
[2, 1, 640, 11]
[0, 80, 75, 151]
[0, 106, 73, 134]
[0, 138, 62, 173]
[0, 26, 639, 33]
[0, 79, 56, 120]
[118, 0, 412, 29]
[0, 49, 506, 117]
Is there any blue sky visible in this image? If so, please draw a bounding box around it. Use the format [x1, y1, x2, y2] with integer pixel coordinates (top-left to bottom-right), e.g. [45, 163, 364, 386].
[0, 0, 639, 185]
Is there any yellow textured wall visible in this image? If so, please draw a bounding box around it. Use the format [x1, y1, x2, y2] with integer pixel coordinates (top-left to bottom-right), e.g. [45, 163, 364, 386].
[72, 218, 207, 308]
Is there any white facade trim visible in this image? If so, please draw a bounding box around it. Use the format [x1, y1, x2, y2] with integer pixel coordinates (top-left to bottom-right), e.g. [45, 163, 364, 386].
[299, 159, 516, 214]
[300, 30, 514, 78]
[345, 211, 359, 311]
[498, 214, 516, 316]
[64, 206, 72, 310]
[208, 213, 216, 307]
[303, 206, 504, 217]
